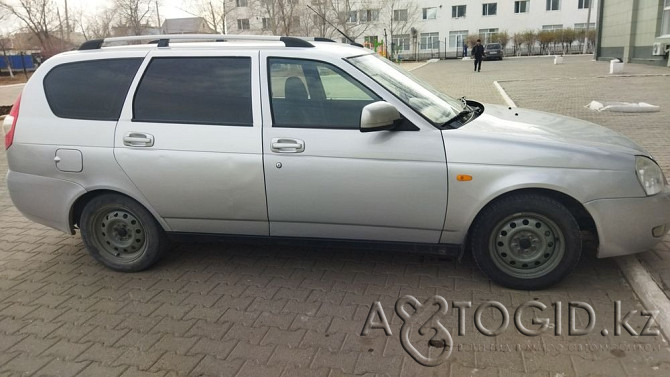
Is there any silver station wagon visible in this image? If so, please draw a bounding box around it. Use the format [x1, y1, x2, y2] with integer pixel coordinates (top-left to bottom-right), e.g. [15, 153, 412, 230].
[3, 35, 670, 289]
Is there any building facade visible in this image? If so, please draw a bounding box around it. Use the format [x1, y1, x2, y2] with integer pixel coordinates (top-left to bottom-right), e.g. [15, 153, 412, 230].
[596, 0, 670, 67]
[224, 0, 598, 58]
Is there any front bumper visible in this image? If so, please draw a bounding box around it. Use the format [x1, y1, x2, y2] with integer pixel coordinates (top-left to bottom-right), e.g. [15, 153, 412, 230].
[584, 189, 670, 258]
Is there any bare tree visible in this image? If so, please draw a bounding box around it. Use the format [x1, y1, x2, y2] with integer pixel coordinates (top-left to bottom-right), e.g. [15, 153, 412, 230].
[84, 8, 116, 39]
[0, 0, 60, 56]
[253, 0, 300, 36]
[378, 0, 419, 56]
[327, 0, 375, 42]
[184, 0, 235, 34]
[113, 0, 156, 35]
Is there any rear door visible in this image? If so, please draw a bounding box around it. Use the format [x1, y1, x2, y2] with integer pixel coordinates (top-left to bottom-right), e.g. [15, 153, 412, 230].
[114, 49, 268, 235]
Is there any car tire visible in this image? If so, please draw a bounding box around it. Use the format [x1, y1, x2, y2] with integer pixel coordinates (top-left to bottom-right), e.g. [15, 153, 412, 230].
[470, 194, 581, 290]
[80, 194, 168, 272]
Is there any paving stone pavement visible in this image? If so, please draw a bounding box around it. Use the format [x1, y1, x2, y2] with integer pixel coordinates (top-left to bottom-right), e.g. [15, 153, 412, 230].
[0, 57, 670, 376]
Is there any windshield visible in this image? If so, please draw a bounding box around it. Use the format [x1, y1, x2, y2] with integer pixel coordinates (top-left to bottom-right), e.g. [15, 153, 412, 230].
[347, 54, 465, 125]
[486, 44, 501, 49]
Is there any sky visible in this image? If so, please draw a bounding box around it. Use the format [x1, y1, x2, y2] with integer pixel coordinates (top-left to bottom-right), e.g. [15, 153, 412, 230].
[0, 0, 194, 34]
[66, 0, 192, 19]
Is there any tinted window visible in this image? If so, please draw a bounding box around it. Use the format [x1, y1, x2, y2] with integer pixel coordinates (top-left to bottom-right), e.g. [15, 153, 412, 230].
[44, 58, 142, 121]
[134, 57, 252, 126]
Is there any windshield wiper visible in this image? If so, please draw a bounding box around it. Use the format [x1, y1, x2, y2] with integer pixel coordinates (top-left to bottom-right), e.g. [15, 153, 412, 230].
[441, 107, 474, 127]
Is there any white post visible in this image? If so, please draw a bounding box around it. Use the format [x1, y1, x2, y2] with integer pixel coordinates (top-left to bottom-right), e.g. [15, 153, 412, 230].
[583, 0, 593, 54]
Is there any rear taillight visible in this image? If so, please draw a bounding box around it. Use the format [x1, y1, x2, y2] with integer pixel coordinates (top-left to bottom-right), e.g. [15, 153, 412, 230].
[3, 94, 21, 149]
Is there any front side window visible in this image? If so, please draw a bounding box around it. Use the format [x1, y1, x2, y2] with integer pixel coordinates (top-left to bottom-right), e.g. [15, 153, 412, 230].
[546, 0, 560, 11]
[269, 58, 379, 129]
[423, 7, 437, 20]
[348, 54, 463, 126]
[394, 9, 408, 21]
[515, 1, 529, 13]
[483, 3, 497, 16]
[452, 5, 466, 18]
[134, 57, 252, 126]
[44, 58, 142, 121]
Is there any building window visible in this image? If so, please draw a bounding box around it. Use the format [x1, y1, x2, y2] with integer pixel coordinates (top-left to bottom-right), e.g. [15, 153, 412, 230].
[482, 3, 497, 16]
[313, 15, 324, 27]
[663, 0, 670, 36]
[292, 16, 300, 27]
[542, 24, 563, 30]
[448, 30, 468, 48]
[392, 34, 410, 51]
[394, 9, 408, 22]
[577, 0, 590, 9]
[546, 0, 560, 11]
[360, 9, 380, 22]
[479, 28, 498, 44]
[236, 0, 247, 7]
[420, 32, 439, 50]
[452, 5, 466, 18]
[514, 1, 529, 13]
[347, 11, 357, 23]
[237, 19, 250, 30]
[262, 18, 272, 30]
[574, 22, 595, 30]
[423, 7, 437, 20]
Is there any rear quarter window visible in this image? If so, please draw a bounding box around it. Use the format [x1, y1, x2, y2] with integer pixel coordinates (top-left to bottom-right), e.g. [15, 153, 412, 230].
[43, 58, 143, 121]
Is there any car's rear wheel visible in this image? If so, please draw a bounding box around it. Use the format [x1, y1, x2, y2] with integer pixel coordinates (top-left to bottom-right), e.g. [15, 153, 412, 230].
[80, 194, 168, 272]
[470, 194, 581, 290]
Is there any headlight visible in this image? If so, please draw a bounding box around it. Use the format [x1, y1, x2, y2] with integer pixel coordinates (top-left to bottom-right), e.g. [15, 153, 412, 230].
[636, 156, 665, 196]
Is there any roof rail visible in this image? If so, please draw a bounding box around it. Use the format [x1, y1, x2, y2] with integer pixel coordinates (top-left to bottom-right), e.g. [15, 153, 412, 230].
[78, 34, 327, 50]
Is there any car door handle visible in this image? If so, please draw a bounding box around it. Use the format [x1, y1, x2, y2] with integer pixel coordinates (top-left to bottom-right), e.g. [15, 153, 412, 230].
[271, 138, 305, 153]
[123, 132, 154, 147]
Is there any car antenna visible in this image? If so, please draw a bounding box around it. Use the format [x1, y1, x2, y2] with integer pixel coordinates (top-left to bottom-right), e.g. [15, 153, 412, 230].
[305, 4, 363, 47]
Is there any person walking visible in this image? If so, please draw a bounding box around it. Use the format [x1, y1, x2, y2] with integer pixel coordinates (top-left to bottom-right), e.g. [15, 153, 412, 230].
[462, 41, 468, 57]
[472, 39, 484, 72]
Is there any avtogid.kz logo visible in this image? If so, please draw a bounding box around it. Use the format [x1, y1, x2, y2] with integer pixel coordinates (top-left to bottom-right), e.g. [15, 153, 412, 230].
[360, 295, 660, 367]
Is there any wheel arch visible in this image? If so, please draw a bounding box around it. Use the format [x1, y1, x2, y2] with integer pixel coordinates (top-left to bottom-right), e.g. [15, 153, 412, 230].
[465, 188, 598, 254]
[69, 189, 170, 233]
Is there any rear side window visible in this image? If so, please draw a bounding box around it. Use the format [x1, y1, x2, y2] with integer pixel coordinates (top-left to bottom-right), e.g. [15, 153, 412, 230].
[44, 58, 142, 121]
[133, 57, 252, 126]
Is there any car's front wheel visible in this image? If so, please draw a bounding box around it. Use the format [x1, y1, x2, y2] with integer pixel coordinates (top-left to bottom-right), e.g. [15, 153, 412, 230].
[80, 194, 168, 272]
[470, 194, 581, 290]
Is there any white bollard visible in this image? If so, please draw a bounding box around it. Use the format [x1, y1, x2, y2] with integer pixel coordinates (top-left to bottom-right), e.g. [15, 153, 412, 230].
[609, 59, 624, 74]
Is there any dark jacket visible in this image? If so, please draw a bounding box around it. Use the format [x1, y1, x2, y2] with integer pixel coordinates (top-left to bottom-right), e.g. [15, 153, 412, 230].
[472, 44, 484, 59]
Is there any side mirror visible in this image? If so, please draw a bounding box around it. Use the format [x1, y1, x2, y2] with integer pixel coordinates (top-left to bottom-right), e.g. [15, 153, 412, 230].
[360, 101, 402, 133]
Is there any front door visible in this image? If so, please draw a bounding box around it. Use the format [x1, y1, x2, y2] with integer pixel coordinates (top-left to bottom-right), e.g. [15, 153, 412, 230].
[261, 54, 448, 243]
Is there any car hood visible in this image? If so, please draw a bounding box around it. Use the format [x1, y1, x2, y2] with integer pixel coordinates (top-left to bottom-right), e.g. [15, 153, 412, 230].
[460, 104, 649, 156]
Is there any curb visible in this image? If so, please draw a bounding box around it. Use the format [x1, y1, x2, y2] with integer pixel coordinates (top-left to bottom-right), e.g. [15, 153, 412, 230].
[616, 255, 670, 341]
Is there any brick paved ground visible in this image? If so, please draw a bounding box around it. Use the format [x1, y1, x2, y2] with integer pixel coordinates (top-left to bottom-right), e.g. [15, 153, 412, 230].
[0, 57, 669, 376]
